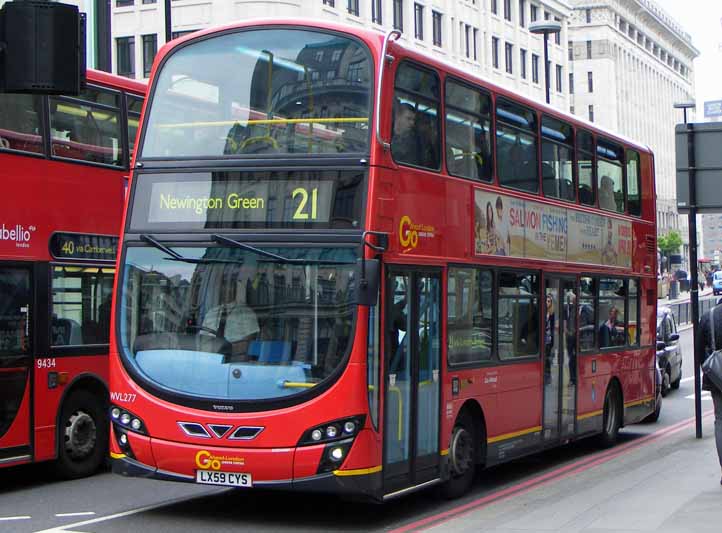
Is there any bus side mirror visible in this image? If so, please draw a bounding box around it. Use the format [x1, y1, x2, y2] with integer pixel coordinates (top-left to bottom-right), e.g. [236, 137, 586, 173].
[357, 259, 380, 307]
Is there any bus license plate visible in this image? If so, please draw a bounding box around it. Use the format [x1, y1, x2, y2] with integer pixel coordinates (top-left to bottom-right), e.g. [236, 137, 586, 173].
[195, 469, 252, 487]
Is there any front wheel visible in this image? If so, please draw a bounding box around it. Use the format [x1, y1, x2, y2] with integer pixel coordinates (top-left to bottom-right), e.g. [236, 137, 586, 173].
[661, 368, 671, 397]
[54, 390, 108, 479]
[440, 412, 477, 499]
[596, 385, 621, 448]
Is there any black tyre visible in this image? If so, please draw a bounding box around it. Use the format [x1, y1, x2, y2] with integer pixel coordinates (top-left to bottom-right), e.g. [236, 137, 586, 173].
[660, 368, 671, 397]
[643, 394, 662, 423]
[670, 366, 682, 390]
[54, 390, 108, 479]
[440, 412, 477, 499]
[596, 385, 621, 448]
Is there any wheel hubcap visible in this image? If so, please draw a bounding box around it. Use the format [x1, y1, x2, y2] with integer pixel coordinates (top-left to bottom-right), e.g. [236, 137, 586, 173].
[449, 427, 473, 477]
[604, 394, 617, 435]
[64, 411, 97, 460]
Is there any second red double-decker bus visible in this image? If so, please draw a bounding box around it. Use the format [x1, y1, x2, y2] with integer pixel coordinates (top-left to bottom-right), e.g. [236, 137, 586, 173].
[110, 20, 656, 500]
[0, 70, 145, 478]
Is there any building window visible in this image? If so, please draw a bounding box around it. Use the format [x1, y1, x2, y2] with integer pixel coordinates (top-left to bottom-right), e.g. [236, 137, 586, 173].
[464, 25, 471, 58]
[414, 3, 424, 39]
[531, 53, 539, 83]
[394, 0, 403, 31]
[569, 72, 574, 94]
[141, 34, 157, 78]
[555, 64, 562, 92]
[347, 0, 359, 16]
[519, 0, 525, 27]
[570, 106, 575, 114]
[520, 48, 527, 79]
[116, 0, 134, 6]
[322, 0, 335, 5]
[432, 11, 442, 46]
[491, 0, 498, 15]
[171, 30, 197, 40]
[116, 36, 135, 78]
[587, 71, 593, 92]
[586, 40, 592, 59]
[492, 36, 499, 69]
[568, 40, 573, 61]
[530, 3, 537, 22]
[586, 8, 591, 23]
[588, 104, 594, 122]
[142, 0, 156, 4]
[504, 0, 511, 21]
[505, 42, 513, 74]
[372, 0, 382, 24]
[554, 18, 561, 45]
[473, 28, 478, 61]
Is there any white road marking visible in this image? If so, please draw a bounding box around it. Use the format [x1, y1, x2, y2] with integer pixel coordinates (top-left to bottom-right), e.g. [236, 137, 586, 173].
[33, 490, 229, 533]
[686, 391, 712, 401]
[681, 376, 694, 383]
[54, 512, 96, 518]
[0, 516, 31, 521]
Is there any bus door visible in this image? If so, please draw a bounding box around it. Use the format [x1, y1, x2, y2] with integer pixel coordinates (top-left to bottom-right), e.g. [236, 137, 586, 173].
[383, 268, 441, 494]
[0, 265, 33, 461]
[543, 276, 577, 443]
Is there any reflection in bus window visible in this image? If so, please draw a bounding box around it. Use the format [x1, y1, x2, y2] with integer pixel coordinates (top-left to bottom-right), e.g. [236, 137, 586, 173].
[447, 268, 493, 364]
[597, 138, 624, 213]
[496, 99, 538, 193]
[51, 266, 115, 346]
[626, 150, 641, 216]
[50, 89, 123, 166]
[498, 271, 539, 359]
[0, 93, 43, 154]
[142, 29, 371, 158]
[628, 279, 639, 346]
[445, 80, 492, 181]
[579, 276, 596, 351]
[127, 95, 143, 158]
[392, 63, 440, 170]
[598, 277, 625, 348]
[541, 115, 575, 201]
[577, 130, 595, 206]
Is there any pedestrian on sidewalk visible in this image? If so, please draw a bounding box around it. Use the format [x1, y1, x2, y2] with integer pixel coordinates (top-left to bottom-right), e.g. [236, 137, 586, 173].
[696, 301, 722, 486]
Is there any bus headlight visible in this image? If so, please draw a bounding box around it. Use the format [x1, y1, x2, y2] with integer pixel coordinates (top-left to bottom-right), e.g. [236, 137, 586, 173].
[317, 438, 354, 474]
[110, 405, 147, 436]
[297, 415, 365, 446]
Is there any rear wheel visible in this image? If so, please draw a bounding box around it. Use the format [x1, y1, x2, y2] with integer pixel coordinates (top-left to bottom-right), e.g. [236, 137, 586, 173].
[596, 385, 621, 448]
[440, 412, 477, 499]
[54, 390, 108, 479]
[661, 368, 671, 397]
[670, 366, 682, 390]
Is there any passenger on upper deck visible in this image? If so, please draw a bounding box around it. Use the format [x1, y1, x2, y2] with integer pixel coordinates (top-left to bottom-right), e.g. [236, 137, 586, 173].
[391, 101, 417, 164]
[598, 175, 617, 211]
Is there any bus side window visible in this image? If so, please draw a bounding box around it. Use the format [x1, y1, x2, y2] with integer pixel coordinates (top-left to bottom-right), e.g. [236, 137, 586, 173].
[0, 93, 43, 154]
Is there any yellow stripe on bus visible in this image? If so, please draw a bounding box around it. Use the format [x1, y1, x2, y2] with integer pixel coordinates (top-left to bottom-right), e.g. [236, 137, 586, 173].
[440, 449, 449, 456]
[333, 465, 383, 477]
[577, 410, 604, 421]
[487, 426, 542, 444]
[110, 452, 126, 459]
[157, 117, 369, 129]
[624, 396, 655, 408]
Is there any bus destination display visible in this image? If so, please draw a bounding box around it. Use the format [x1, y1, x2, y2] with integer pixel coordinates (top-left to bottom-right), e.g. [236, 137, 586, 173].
[49, 233, 118, 262]
[144, 179, 335, 226]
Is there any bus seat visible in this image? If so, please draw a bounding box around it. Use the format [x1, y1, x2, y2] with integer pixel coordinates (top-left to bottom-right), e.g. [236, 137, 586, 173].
[248, 340, 292, 363]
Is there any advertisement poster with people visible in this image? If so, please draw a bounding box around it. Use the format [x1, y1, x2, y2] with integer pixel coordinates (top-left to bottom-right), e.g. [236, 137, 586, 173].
[474, 190, 632, 268]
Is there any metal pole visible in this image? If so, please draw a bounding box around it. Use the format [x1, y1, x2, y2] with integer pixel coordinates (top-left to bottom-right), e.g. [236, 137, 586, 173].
[543, 33, 550, 104]
[164, 0, 172, 43]
[687, 118, 703, 439]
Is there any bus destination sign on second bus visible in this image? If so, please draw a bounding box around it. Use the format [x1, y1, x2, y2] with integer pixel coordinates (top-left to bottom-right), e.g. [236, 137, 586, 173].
[49, 233, 118, 262]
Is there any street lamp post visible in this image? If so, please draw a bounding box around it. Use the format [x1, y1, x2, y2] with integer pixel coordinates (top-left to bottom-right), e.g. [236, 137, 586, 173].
[674, 100, 702, 439]
[529, 20, 562, 105]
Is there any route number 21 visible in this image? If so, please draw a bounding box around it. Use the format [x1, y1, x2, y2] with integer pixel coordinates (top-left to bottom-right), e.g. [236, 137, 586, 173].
[292, 187, 318, 220]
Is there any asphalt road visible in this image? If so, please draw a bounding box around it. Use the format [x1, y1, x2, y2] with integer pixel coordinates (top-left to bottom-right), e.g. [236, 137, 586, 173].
[0, 327, 701, 533]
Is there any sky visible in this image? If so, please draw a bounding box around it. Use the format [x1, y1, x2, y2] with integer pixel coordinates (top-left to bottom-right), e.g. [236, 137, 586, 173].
[654, 0, 722, 119]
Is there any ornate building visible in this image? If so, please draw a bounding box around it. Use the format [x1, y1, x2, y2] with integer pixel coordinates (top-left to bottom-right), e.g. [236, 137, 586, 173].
[567, 0, 698, 266]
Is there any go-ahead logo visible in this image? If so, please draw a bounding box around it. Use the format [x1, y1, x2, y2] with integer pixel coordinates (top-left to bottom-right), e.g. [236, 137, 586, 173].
[399, 215, 435, 252]
[195, 450, 245, 471]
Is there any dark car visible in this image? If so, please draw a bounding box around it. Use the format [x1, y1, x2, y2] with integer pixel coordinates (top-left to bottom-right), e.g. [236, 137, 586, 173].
[656, 306, 682, 396]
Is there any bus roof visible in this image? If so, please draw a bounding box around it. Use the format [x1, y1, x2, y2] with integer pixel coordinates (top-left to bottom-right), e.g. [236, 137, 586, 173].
[152, 18, 651, 155]
[87, 68, 146, 96]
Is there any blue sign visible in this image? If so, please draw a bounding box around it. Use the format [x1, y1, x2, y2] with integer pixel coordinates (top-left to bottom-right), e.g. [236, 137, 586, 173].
[704, 100, 722, 118]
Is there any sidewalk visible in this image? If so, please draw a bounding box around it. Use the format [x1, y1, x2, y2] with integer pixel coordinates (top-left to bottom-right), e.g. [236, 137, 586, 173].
[427, 416, 721, 532]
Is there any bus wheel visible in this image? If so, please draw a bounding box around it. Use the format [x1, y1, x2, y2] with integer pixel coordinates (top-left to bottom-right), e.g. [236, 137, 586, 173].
[54, 390, 108, 479]
[597, 385, 621, 448]
[440, 412, 476, 499]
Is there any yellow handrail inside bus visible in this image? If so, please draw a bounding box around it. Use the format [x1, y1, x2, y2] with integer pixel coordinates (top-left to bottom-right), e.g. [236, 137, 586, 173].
[156, 117, 369, 129]
[280, 381, 317, 389]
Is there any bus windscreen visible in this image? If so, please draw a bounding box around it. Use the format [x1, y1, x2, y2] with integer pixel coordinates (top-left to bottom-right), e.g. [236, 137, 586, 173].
[140, 28, 372, 158]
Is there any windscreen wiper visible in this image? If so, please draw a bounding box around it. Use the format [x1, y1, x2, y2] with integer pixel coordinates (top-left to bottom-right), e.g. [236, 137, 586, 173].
[212, 234, 348, 265]
[140, 234, 241, 264]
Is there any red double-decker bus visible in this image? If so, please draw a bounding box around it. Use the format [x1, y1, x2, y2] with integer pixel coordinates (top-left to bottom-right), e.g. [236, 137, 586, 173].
[0, 70, 145, 478]
[110, 20, 656, 501]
